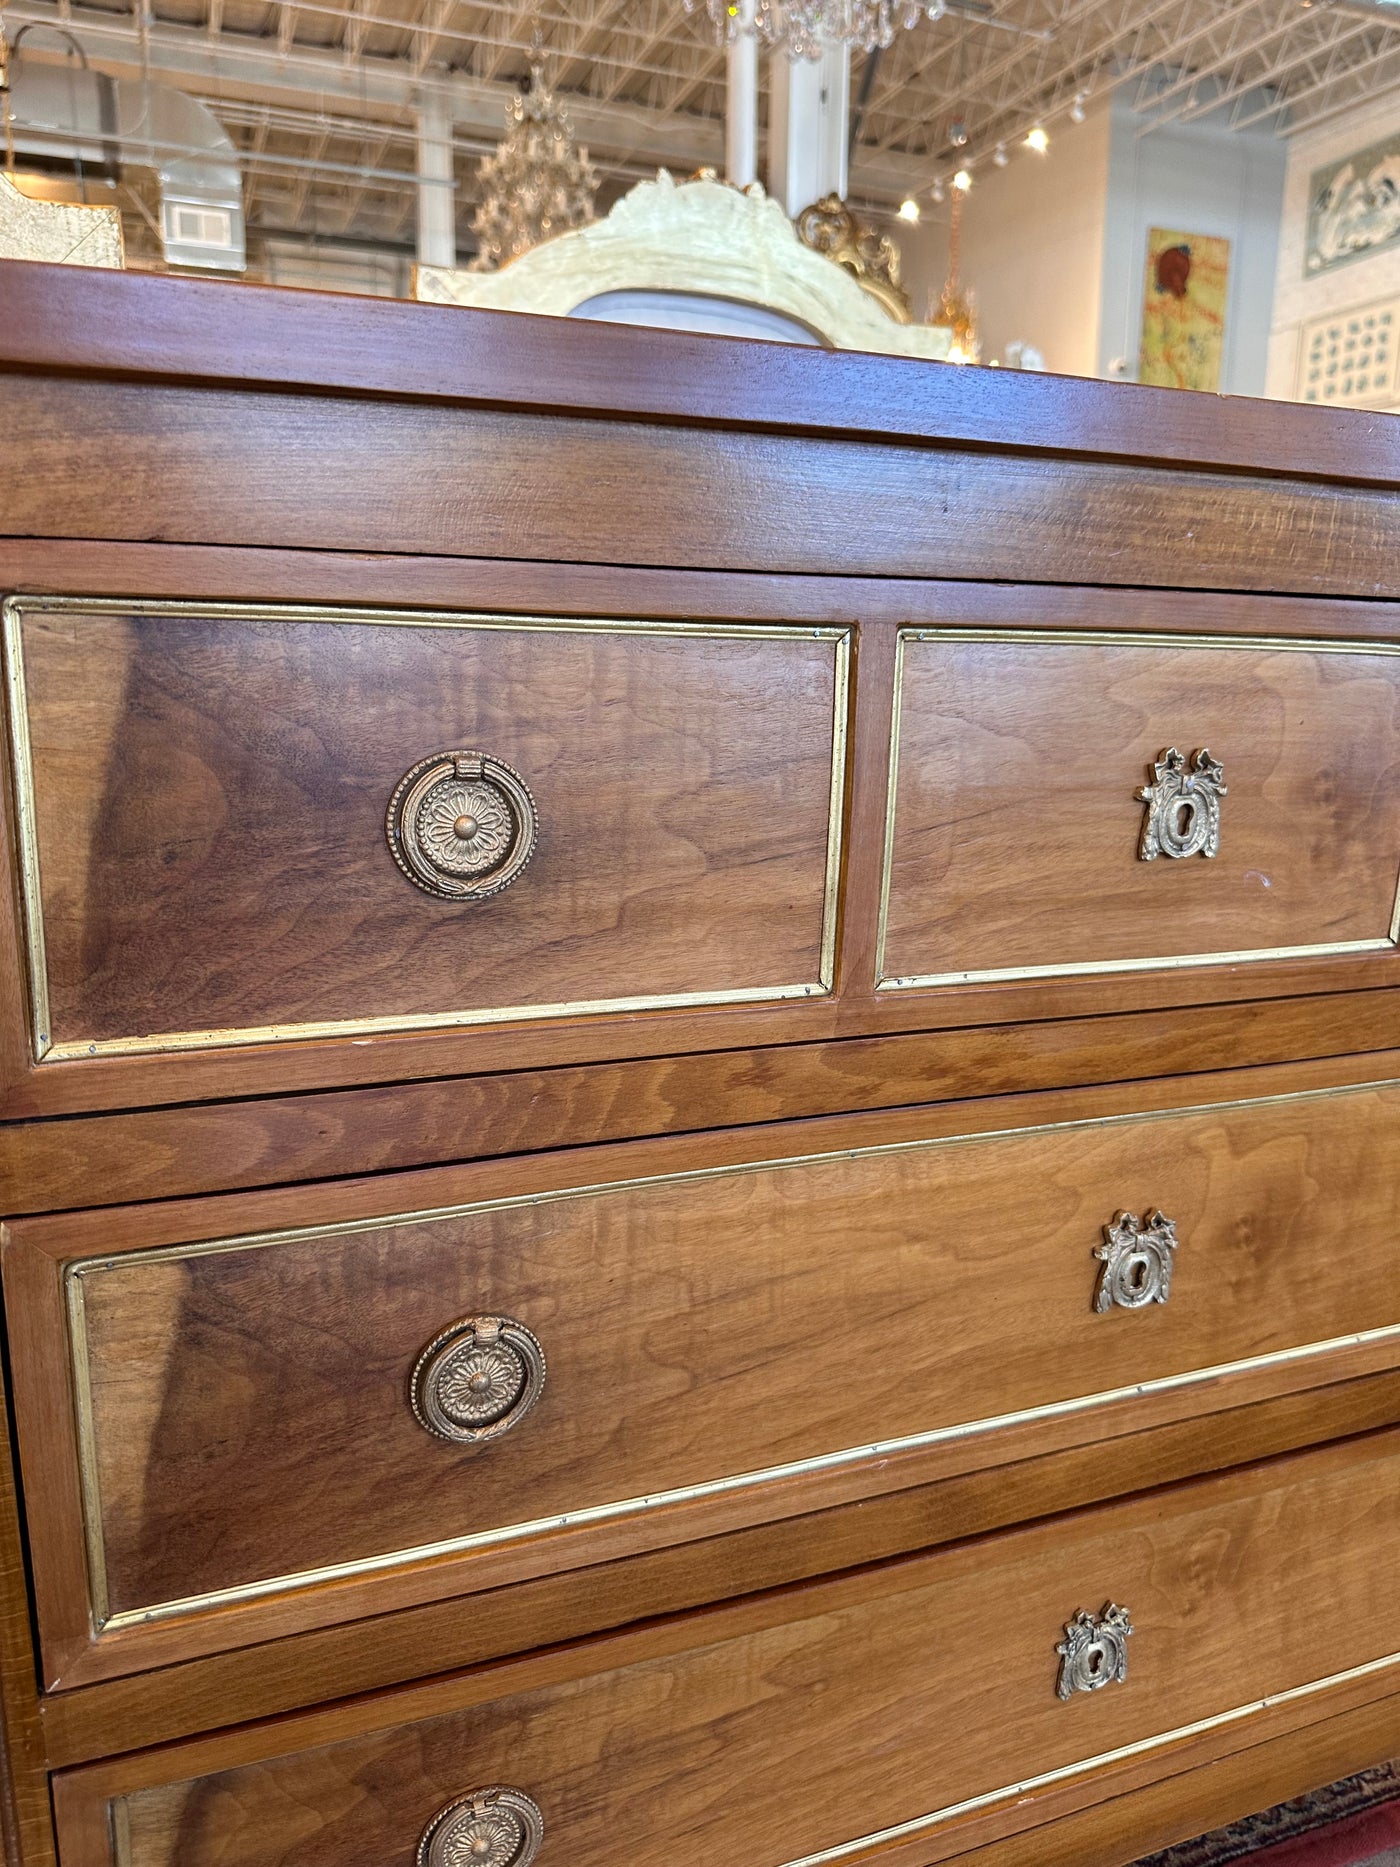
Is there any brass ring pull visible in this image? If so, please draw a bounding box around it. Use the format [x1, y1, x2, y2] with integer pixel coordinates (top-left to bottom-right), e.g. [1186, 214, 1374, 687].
[411, 1315, 547, 1444]
[417, 1786, 545, 1867]
[1092, 1210, 1178, 1313]
[1137, 747, 1226, 861]
[387, 750, 538, 900]
[1056, 1603, 1133, 1700]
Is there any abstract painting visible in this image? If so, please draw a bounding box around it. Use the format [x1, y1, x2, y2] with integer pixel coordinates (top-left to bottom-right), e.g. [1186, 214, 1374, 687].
[1138, 228, 1230, 393]
[1306, 133, 1400, 277]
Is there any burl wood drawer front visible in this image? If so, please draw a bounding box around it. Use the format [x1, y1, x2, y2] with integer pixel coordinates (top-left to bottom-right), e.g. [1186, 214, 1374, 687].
[1, 597, 847, 1061]
[53, 1432, 1400, 1867]
[12, 1075, 1400, 1684]
[878, 629, 1400, 991]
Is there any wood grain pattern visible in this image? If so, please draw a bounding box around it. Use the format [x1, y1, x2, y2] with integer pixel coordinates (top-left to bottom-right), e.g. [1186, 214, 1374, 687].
[947, 1685, 1400, 1867]
[882, 633, 1400, 988]
[3, 260, 1399, 491]
[8, 1010, 1400, 1215]
[11, 1072, 1400, 1681]
[6, 271, 1400, 1867]
[17, 542, 1400, 645]
[40, 1364, 1400, 1768]
[47, 1430, 1400, 1867]
[8, 556, 1400, 1118]
[7, 377, 1400, 595]
[0, 1356, 57, 1867]
[11, 601, 842, 1055]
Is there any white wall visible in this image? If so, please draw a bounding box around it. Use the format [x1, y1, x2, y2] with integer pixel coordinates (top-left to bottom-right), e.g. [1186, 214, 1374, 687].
[891, 100, 1111, 374]
[1267, 90, 1400, 405]
[1099, 86, 1286, 396]
[888, 85, 1284, 389]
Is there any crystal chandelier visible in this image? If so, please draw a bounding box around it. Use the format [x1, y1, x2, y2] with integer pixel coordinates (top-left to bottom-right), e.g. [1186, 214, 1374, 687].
[686, 0, 948, 60]
[469, 60, 599, 271]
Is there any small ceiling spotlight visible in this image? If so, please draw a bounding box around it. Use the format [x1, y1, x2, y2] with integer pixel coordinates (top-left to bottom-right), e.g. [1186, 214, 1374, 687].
[1025, 124, 1050, 153]
[948, 119, 969, 147]
[993, 142, 1009, 167]
[952, 167, 973, 191]
[1069, 92, 1088, 123]
[931, 178, 947, 203]
[899, 196, 921, 221]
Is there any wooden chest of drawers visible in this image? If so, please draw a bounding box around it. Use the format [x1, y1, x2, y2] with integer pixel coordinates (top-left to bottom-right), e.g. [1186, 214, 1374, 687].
[2, 259, 1400, 1867]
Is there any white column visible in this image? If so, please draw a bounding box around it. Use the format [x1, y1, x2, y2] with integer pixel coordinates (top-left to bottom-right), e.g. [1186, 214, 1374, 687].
[726, 0, 759, 187]
[416, 92, 457, 268]
[765, 36, 850, 214]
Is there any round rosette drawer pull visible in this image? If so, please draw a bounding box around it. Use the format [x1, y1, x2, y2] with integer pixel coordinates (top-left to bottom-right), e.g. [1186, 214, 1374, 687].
[418, 1786, 545, 1867]
[1092, 1209, 1178, 1313]
[411, 1315, 547, 1444]
[1056, 1602, 1133, 1700]
[387, 750, 538, 900]
[1137, 746, 1226, 861]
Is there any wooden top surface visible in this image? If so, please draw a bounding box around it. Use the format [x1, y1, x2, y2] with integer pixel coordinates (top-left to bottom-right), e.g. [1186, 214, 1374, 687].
[2, 259, 1399, 488]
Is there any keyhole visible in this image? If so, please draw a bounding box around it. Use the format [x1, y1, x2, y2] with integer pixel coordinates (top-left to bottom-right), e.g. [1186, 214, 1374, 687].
[1175, 801, 1194, 838]
[1129, 1260, 1147, 1292]
[1088, 1647, 1104, 1676]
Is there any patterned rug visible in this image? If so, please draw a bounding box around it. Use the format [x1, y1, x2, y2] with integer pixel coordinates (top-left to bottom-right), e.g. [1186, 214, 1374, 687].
[1132, 1763, 1400, 1865]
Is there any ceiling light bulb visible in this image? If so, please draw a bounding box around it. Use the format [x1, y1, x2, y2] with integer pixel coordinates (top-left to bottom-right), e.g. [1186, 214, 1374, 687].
[899, 197, 921, 222]
[1025, 124, 1049, 153]
[1070, 92, 1087, 123]
[993, 142, 1008, 167]
[930, 179, 946, 203]
[949, 120, 969, 148]
[952, 167, 972, 192]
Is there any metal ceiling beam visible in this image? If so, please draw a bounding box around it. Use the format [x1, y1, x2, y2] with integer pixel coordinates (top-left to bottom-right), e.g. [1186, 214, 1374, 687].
[1141, 6, 1374, 129]
[1, 0, 728, 165]
[1130, 0, 1313, 115]
[1224, 10, 1394, 126]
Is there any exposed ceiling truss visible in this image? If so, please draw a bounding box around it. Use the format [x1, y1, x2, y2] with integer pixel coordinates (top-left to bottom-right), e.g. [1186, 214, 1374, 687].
[3, 0, 1399, 263]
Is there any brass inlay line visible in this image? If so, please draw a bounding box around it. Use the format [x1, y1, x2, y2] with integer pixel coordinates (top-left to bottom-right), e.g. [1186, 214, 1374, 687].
[64, 1073, 1400, 1637]
[875, 626, 1400, 990]
[877, 937, 1395, 992]
[781, 1647, 1400, 1867]
[108, 1644, 1400, 1860]
[2, 598, 850, 1062]
[89, 1322, 1400, 1636]
[0, 613, 53, 1061]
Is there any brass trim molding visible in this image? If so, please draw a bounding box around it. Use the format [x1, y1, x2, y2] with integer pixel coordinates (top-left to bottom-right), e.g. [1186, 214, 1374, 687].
[876, 628, 1400, 991]
[781, 1647, 1400, 1867]
[105, 1645, 1400, 1867]
[62, 1073, 1400, 1637]
[1, 598, 850, 1063]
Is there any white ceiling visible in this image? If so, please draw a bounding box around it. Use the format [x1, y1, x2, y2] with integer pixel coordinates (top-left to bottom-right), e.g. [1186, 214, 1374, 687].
[4, 0, 1399, 255]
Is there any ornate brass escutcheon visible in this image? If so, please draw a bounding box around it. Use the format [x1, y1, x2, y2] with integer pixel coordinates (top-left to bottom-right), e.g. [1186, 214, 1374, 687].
[387, 749, 538, 900]
[1056, 1603, 1134, 1701]
[417, 1786, 545, 1867]
[1093, 1210, 1179, 1313]
[411, 1315, 547, 1445]
[1137, 746, 1226, 861]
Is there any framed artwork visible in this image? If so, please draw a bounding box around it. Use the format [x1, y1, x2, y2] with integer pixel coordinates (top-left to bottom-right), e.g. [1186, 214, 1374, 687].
[1306, 134, 1400, 277]
[1138, 228, 1231, 393]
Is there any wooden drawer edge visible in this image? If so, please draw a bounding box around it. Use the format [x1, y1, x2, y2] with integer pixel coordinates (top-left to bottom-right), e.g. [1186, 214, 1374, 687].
[784, 1648, 1400, 1866]
[33, 1321, 1400, 1691]
[38, 1366, 1400, 1768]
[45, 1425, 1400, 1867]
[949, 1681, 1400, 1867]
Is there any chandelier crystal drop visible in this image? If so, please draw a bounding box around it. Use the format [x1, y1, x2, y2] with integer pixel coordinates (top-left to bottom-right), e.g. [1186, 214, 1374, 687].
[469, 61, 599, 270]
[686, 0, 944, 59]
